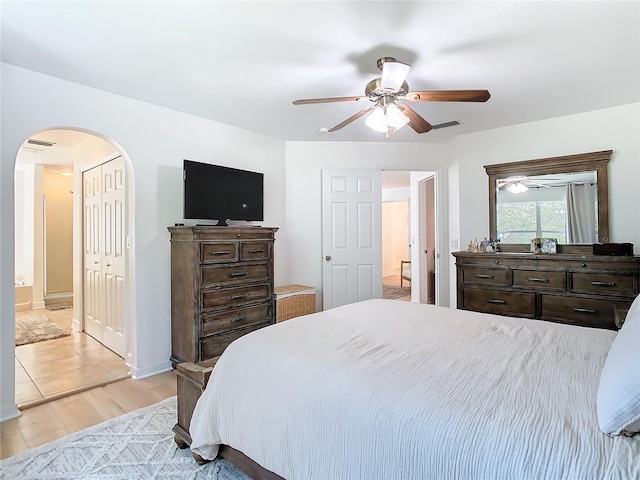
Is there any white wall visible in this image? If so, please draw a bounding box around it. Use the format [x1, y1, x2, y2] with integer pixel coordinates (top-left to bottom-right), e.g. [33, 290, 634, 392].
[0, 64, 288, 420]
[382, 186, 410, 202]
[14, 163, 34, 286]
[448, 103, 640, 306]
[285, 141, 449, 311]
[382, 201, 409, 277]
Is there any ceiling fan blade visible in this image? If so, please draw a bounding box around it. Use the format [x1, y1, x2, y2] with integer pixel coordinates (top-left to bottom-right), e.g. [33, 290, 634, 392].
[293, 96, 368, 105]
[381, 61, 411, 90]
[399, 104, 433, 134]
[405, 90, 491, 102]
[327, 107, 374, 132]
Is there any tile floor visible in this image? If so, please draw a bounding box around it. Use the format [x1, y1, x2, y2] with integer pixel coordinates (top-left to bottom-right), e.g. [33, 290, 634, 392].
[14, 308, 131, 409]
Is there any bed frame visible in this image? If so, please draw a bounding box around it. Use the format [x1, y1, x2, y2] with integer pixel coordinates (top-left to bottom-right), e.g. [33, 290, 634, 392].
[173, 358, 284, 480]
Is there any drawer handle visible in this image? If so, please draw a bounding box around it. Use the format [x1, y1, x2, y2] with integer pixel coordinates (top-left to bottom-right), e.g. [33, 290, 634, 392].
[231, 294, 248, 300]
[248, 248, 265, 254]
[230, 316, 247, 323]
[487, 299, 506, 305]
[573, 308, 597, 314]
[591, 281, 616, 287]
[229, 271, 248, 278]
[211, 250, 231, 256]
[527, 277, 550, 283]
[475, 274, 494, 279]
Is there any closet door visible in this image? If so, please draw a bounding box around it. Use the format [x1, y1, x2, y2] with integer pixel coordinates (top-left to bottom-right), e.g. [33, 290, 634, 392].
[101, 156, 126, 356]
[83, 164, 103, 344]
[82, 156, 126, 357]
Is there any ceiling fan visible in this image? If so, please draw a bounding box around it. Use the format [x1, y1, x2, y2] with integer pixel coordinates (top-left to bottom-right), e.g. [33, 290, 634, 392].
[292, 57, 490, 135]
[497, 176, 562, 193]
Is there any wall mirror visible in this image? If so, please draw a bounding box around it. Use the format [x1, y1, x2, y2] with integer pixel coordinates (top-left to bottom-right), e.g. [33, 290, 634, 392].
[484, 150, 611, 253]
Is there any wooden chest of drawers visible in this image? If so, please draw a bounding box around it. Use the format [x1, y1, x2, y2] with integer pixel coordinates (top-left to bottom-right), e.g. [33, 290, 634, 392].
[453, 251, 639, 329]
[168, 226, 278, 364]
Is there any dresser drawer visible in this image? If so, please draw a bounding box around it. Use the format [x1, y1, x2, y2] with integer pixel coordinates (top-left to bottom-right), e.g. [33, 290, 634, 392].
[201, 263, 270, 286]
[202, 283, 271, 310]
[569, 273, 636, 295]
[201, 242, 238, 263]
[202, 303, 272, 336]
[539, 259, 639, 272]
[200, 321, 271, 359]
[540, 295, 625, 329]
[240, 241, 271, 261]
[461, 256, 536, 267]
[462, 287, 536, 317]
[461, 267, 508, 285]
[512, 269, 565, 290]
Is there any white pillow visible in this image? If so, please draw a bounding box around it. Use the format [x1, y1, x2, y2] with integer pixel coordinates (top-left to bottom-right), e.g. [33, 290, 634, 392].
[597, 294, 640, 436]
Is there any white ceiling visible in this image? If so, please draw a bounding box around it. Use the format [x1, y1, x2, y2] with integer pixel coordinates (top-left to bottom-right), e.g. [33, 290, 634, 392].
[1, 1, 639, 144]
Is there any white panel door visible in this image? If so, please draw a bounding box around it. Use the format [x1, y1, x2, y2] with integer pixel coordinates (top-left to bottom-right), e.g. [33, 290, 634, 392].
[322, 168, 382, 310]
[83, 164, 102, 343]
[100, 156, 126, 356]
[82, 156, 126, 357]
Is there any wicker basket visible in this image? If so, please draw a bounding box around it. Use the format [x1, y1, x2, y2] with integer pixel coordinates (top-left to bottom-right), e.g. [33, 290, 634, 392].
[274, 284, 316, 322]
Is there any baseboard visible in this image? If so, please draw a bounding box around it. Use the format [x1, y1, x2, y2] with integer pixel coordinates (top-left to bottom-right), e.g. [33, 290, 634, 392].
[32, 300, 45, 309]
[128, 360, 173, 380]
[1, 403, 21, 422]
[71, 318, 81, 332]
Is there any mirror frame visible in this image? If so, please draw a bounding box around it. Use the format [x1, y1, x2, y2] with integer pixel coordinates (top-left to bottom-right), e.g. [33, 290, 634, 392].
[484, 150, 612, 253]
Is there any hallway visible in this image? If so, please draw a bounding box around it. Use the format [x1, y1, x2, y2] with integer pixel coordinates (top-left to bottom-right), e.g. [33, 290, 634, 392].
[14, 308, 130, 409]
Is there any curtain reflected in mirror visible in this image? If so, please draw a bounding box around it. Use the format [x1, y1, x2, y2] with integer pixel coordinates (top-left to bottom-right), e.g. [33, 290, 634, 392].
[496, 171, 598, 244]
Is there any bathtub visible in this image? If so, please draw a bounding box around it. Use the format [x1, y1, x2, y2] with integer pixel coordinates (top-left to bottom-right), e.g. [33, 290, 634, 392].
[15, 285, 33, 312]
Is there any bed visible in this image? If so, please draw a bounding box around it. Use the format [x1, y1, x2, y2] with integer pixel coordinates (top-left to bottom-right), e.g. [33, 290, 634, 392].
[186, 297, 640, 479]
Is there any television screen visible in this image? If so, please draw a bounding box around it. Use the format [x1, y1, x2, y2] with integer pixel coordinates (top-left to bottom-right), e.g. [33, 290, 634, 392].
[183, 160, 264, 225]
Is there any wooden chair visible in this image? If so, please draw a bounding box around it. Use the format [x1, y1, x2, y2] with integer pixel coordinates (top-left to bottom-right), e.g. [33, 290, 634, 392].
[400, 260, 411, 288]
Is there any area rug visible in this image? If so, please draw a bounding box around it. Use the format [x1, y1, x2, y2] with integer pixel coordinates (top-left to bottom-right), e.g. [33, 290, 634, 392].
[0, 396, 250, 479]
[383, 284, 411, 300]
[15, 313, 70, 346]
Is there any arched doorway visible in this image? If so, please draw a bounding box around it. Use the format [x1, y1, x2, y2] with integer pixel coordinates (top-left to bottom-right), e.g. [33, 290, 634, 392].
[13, 128, 134, 408]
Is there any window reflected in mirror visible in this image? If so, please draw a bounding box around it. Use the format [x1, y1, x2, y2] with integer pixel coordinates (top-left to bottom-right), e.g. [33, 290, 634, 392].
[496, 171, 598, 244]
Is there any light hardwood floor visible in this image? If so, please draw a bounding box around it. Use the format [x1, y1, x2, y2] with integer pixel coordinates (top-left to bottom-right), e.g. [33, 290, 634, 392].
[14, 308, 131, 408]
[0, 370, 177, 460]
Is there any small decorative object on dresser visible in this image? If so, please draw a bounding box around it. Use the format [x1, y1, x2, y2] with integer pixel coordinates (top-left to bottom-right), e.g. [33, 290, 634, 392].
[530, 237, 557, 254]
[452, 250, 640, 330]
[593, 242, 634, 256]
[168, 225, 278, 365]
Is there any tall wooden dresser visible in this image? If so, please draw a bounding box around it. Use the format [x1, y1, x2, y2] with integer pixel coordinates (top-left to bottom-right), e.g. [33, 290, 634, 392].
[168, 225, 278, 364]
[453, 251, 639, 330]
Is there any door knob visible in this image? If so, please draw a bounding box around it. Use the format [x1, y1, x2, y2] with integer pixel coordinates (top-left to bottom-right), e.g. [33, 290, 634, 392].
[325, 255, 332, 261]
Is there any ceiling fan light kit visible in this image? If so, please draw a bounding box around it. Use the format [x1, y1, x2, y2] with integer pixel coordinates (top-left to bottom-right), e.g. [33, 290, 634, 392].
[507, 181, 529, 194]
[293, 57, 490, 136]
[364, 96, 411, 135]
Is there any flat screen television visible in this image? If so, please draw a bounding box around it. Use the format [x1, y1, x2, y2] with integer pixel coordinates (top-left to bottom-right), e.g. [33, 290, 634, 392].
[183, 160, 264, 226]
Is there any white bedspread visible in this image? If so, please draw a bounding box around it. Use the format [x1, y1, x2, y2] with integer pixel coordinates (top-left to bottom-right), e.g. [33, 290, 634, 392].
[190, 299, 640, 479]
